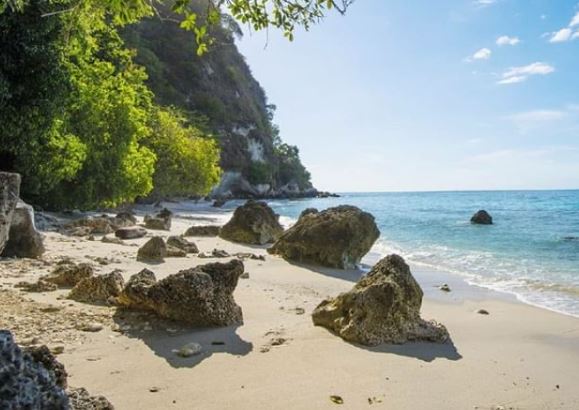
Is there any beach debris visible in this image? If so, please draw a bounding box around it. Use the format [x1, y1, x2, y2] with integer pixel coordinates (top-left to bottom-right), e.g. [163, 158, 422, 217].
[368, 396, 383, 405]
[199, 249, 230, 258]
[167, 235, 199, 254]
[439, 283, 451, 292]
[471, 210, 493, 225]
[312, 254, 450, 345]
[173, 342, 203, 358]
[477, 309, 490, 315]
[329, 395, 344, 405]
[183, 225, 221, 237]
[15, 279, 58, 293]
[2, 200, 45, 258]
[117, 260, 244, 326]
[115, 226, 147, 239]
[219, 200, 284, 245]
[149, 387, 160, 393]
[144, 208, 172, 231]
[137, 236, 167, 262]
[269, 205, 380, 269]
[68, 270, 125, 305]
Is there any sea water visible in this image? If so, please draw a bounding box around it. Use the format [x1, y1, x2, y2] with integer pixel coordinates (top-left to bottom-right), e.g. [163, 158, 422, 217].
[175, 191, 579, 317]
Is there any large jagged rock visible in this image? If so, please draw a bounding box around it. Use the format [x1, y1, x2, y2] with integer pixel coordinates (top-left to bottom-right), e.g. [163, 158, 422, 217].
[184, 225, 221, 237]
[219, 200, 284, 245]
[114, 226, 147, 240]
[0, 172, 21, 255]
[0, 330, 114, 409]
[111, 211, 137, 228]
[137, 237, 166, 262]
[471, 210, 493, 225]
[312, 254, 449, 346]
[68, 271, 125, 305]
[117, 260, 244, 326]
[144, 208, 172, 231]
[2, 201, 45, 258]
[0, 330, 69, 408]
[43, 263, 94, 288]
[268, 205, 380, 269]
[167, 236, 198, 254]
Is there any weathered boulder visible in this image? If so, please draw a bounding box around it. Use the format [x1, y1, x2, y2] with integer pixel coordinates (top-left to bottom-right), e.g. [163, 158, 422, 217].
[0, 172, 21, 255]
[137, 237, 167, 262]
[312, 254, 449, 345]
[117, 260, 244, 326]
[166, 245, 187, 258]
[2, 201, 45, 258]
[184, 225, 221, 237]
[299, 208, 319, 219]
[167, 236, 199, 254]
[65, 216, 114, 236]
[43, 263, 94, 288]
[471, 210, 493, 225]
[144, 208, 172, 231]
[111, 211, 137, 228]
[115, 226, 147, 240]
[0, 330, 69, 409]
[219, 200, 284, 245]
[68, 270, 125, 304]
[268, 205, 380, 269]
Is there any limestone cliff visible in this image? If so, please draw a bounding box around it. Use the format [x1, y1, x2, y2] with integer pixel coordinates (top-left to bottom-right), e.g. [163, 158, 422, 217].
[122, 3, 316, 199]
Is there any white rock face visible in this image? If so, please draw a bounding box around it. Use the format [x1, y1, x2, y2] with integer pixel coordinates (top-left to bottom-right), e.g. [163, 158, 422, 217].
[247, 139, 265, 163]
[232, 124, 255, 137]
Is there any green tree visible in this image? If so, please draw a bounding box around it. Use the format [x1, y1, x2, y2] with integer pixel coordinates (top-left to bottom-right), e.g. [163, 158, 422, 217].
[145, 107, 221, 198]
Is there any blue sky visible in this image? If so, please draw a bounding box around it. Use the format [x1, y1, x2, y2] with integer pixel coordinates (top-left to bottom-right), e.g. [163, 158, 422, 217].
[238, 0, 579, 192]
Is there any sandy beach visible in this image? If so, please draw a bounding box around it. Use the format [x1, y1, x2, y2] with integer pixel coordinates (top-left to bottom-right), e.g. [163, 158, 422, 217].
[2, 210, 579, 410]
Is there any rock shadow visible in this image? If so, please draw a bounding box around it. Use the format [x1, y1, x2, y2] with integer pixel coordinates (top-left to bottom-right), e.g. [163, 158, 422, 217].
[361, 338, 462, 362]
[112, 310, 252, 368]
[282, 259, 365, 283]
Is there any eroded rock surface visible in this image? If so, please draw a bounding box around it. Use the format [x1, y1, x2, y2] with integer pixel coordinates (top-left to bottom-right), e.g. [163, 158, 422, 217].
[144, 208, 172, 231]
[0, 172, 21, 255]
[115, 227, 147, 240]
[43, 263, 94, 288]
[137, 237, 166, 262]
[68, 271, 125, 305]
[117, 260, 244, 326]
[184, 225, 221, 237]
[268, 205, 380, 269]
[167, 236, 198, 254]
[2, 201, 45, 258]
[312, 254, 449, 346]
[219, 200, 283, 245]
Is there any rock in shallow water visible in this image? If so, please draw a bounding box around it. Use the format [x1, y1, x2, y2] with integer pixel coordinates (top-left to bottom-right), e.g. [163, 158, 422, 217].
[117, 260, 244, 326]
[268, 205, 380, 269]
[471, 210, 493, 225]
[219, 200, 284, 245]
[312, 254, 449, 346]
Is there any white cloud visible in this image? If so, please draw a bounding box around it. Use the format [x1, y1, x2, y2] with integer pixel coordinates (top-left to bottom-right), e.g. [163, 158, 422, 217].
[509, 110, 566, 124]
[548, 11, 579, 43]
[498, 62, 555, 85]
[496, 35, 520, 46]
[550, 28, 573, 43]
[474, 0, 497, 6]
[467, 48, 491, 62]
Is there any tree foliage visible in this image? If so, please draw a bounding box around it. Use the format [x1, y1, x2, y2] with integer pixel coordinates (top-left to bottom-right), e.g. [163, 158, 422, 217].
[145, 107, 221, 198]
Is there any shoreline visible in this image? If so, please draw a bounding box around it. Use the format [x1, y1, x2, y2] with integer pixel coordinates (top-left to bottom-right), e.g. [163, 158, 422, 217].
[2, 210, 579, 408]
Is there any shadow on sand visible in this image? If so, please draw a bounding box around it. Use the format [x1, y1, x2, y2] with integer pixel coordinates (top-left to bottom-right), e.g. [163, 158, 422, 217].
[112, 310, 253, 368]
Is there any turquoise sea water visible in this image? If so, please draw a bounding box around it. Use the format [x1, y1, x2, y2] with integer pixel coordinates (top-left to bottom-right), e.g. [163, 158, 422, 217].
[260, 191, 579, 317]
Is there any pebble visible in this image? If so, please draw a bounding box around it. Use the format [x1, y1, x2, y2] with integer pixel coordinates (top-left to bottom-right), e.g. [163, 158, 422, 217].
[149, 387, 160, 393]
[477, 309, 490, 315]
[50, 345, 65, 355]
[173, 342, 202, 358]
[439, 284, 451, 292]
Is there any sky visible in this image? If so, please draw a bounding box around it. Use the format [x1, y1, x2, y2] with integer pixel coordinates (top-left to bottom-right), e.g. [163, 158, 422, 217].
[238, 0, 579, 192]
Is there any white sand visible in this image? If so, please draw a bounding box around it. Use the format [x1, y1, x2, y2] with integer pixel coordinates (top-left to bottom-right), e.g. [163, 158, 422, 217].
[2, 213, 579, 409]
